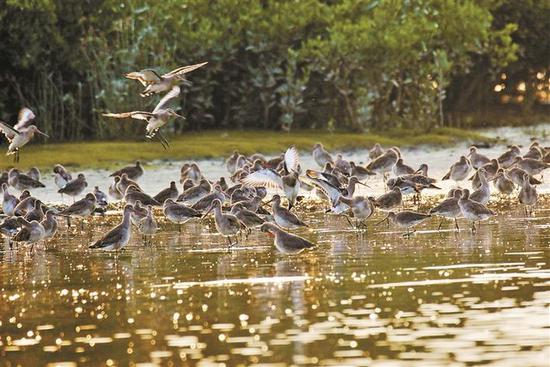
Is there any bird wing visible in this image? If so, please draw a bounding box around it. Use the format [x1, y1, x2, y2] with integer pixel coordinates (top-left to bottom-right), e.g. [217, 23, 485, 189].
[242, 169, 283, 189]
[90, 224, 123, 248]
[125, 69, 162, 86]
[306, 176, 341, 206]
[14, 107, 36, 130]
[0, 121, 19, 140]
[284, 145, 300, 173]
[153, 85, 181, 113]
[163, 62, 208, 78]
[61, 199, 87, 215]
[102, 112, 153, 121]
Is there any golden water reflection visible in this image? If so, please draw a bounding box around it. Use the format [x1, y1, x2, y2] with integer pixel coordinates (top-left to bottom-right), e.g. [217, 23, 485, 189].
[1, 207, 549, 366]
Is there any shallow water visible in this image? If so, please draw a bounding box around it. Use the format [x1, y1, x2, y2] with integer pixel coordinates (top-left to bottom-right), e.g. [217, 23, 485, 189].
[1, 203, 549, 366]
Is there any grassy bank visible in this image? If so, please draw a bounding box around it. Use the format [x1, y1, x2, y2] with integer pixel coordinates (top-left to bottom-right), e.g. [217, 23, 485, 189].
[0, 127, 494, 170]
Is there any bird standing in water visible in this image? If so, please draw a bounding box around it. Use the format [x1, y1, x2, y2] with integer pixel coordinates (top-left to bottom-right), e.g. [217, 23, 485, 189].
[260, 223, 315, 254]
[381, 211, 431, 237]
[243, 146, 301, 209]
[442, 156, 472, 186]
[203, 199, 244, 246]
[89, 205, 134, 251]
[458, 189, 495, 232]
[110, 161, 144, 181]
[518, 172, 538, 215]
[138, 205, 158, 244]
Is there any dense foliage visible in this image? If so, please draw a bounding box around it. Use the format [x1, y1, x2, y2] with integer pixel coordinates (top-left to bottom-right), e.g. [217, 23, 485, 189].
[0, 0, 546, 141]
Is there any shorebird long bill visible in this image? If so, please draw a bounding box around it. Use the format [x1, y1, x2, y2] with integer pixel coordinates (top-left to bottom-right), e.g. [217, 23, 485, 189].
[202, 205, 214, 219]
[36, 129, 49, 138]
[356, 181, 371, 188]
[262, 197, 275, 207]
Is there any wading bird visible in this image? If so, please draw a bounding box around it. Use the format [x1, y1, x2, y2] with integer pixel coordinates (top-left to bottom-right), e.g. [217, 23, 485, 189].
[89, 205, 134, 251]
[312, 143, 334, 168]
[163, 199, 202, 232]
[110, 161, 144, 181]
[242, 146, 301, 209]
[13, 218, 46, 251]
[260, 222, 315, 254]
[458, 189, 495, 232]
[138, 205, 158, 243]
[58, 173, 87, 202]
[270, 194, 307, 229]
[380, 211, 431, 236]
[8, 169, 45, 191]
[53, 164, 72, 190]
[442, 156, 472, 186]
[429, 189, 462, 231]
[203, 199, 243, 246]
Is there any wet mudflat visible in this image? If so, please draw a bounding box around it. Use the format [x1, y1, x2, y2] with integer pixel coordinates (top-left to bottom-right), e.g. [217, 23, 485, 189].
[1, 201, 549, 367]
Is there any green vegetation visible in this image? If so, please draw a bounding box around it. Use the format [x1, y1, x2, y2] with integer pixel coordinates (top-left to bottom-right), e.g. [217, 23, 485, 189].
[0, 128, 494, 170]
[0, 0, 546, 143]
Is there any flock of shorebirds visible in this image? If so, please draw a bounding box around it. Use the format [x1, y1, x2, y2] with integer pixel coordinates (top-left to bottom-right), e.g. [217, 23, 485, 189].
[0, 62, 548, 254]
[0, 139, 548, 254]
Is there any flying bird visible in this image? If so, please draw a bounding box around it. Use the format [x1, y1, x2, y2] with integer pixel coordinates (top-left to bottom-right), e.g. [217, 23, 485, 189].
[0, 108, 48, 162]
[125, 62, 208, 97]
[102, 86, 183, 148]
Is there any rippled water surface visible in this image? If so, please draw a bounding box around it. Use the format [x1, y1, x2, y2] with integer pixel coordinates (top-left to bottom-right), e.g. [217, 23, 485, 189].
[1, 202, 549, 366]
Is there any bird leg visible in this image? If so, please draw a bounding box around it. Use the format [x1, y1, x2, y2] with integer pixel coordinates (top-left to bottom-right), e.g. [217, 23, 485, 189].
[375, 215, 390, 227]
[158, 131, 170, 149]
[343, 215, 354, 228]
[471, 221, 477, 233]
[454, 218, 460, 231]
[437, 220, 443, 231]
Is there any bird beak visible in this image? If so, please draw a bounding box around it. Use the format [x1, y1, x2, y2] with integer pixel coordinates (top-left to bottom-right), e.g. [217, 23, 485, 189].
[174, 113, 185, 119]
[356, 181, 372, 189]
[37, 129, 49, 138]
[201, 205, 214, 220]
[262, 197, 275, 207]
